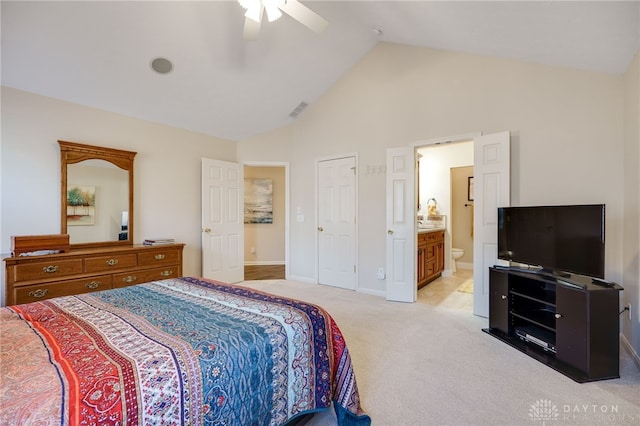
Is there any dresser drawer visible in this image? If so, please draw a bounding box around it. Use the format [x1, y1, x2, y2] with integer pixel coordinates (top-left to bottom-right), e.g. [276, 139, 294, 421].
[113, 266, 181, 288]
[14, 275, 112, 304]
[138, 248, 181, 266]
[85, 254, 137, 273]
[13, 259, 84, 282]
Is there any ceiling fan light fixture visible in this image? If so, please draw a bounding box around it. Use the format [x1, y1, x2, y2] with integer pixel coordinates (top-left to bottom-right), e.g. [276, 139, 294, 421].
[244, 6, 262, 23]
[239, 0, 261, 22]
[241, 0, 328, 40]
[240, 0, 285, 23]
[264, 4, 282, 22]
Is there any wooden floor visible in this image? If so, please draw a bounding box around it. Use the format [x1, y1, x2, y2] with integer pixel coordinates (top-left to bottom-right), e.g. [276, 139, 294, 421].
[244, 264, 285, 280]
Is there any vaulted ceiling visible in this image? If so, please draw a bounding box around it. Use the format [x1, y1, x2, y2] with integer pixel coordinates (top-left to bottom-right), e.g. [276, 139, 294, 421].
[2, 1, 638, 141]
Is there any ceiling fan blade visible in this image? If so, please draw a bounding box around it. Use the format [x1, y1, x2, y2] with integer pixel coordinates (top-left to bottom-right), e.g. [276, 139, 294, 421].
[279, 0, 328, 34]
[243, 5, 263, 41]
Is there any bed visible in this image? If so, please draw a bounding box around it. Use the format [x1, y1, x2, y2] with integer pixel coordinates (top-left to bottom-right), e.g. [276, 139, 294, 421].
[0, 276, 370, 425]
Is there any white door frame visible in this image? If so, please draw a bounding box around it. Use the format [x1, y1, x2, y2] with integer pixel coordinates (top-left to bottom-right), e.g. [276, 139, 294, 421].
[243, 161, 290, 279]
[315, 153, 359, 290]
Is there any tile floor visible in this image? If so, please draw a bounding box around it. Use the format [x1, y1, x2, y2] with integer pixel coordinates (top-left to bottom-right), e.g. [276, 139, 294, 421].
[417, 268, 474, 311]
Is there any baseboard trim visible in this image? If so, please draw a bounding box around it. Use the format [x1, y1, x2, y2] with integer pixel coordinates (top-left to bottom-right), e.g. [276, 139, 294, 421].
[357, 288, 385, 298]
[621, 333, 640, 372]
[286, 275, 317, 284]
[244, 261, 285, 266]
[457, 262, 473, 270]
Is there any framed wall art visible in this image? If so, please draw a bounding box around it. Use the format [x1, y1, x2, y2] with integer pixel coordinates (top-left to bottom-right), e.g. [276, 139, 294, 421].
[67, 185, 96, 225]
[244, 178, 273, 224]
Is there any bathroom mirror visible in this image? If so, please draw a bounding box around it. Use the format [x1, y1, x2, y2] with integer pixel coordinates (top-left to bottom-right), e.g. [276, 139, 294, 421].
[60, 140, 136, 248]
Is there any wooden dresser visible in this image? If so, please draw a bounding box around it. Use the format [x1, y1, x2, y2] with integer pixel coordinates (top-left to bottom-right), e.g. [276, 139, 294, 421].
[4, 243, 184, 306]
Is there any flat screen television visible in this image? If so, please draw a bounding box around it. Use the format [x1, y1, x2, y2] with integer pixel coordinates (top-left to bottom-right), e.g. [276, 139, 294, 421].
[497, 204, 605, 278]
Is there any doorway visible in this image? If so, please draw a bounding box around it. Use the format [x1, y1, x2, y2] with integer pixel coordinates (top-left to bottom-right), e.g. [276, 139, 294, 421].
[416, 141, 475, 309]
[386, 131, 510, 313]
[243, 163, 288, 280]
[417, 141, 474, 273]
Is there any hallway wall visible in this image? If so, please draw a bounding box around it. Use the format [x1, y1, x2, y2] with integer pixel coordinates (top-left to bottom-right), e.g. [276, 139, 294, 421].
[243, 165, 286, 265]
[451, 166, 474, 267]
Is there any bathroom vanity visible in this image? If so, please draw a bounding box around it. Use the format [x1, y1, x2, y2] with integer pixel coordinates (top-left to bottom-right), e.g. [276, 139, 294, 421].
[417, 229, 445, 288]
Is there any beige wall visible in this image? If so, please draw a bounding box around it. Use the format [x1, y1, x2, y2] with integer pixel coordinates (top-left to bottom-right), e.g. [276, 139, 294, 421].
[239, 43, 626, 296]
[2, 43, 637, 351]
[622, 52, 640, 359]
[243, 165, 286, 265]
[451, 166, 474, 266]
[0, 87, 236, 284]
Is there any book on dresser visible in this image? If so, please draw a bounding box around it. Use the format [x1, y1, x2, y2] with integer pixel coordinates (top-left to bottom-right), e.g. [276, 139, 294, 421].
[143, 238, 175, 245]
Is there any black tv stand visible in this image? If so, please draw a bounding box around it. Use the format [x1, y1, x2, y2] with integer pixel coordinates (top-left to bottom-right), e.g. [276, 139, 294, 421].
[483, 266, 623, 383]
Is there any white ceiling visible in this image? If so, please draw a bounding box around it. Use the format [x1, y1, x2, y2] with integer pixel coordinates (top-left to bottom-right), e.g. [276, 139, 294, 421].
[2, 1, 639, 141]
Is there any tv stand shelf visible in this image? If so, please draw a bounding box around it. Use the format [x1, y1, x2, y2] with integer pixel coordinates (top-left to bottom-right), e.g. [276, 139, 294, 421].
[483, 266, 623, 383]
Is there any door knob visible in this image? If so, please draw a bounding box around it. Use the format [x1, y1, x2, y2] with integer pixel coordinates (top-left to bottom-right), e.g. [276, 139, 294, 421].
[387, 229, 394, 235]
[203, 228, 211, 233]
[554, 313, 563, 319]
[317, 227, 323, 232]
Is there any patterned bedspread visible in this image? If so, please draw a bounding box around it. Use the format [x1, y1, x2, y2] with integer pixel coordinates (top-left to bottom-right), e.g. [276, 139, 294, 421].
[0, 277, 370, 425]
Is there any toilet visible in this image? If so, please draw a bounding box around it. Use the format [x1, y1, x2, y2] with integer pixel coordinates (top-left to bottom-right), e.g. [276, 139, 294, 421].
[451, 248, 464, 273]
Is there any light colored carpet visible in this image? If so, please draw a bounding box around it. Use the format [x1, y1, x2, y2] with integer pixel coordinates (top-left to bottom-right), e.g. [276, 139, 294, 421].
[457, 279, 474, 294]
[241, 279, 640, 426]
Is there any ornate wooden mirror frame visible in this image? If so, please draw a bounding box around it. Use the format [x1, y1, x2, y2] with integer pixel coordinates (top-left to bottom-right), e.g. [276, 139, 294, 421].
[59, 140, 136, 248]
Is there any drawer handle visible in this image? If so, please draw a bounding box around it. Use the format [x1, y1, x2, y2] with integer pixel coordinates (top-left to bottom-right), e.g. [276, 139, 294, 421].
[29, 289, 49, 298]
[42, 265, 59, 273]
[160, 270, 173, 277]
[122, 275, 137, 283]
[85, 281, 101, 290]
[154, 254, 166, 260]
[106, 259, 119, 266]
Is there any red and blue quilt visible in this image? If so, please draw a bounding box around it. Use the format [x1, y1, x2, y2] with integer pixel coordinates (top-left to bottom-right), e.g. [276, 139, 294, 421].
[0, 277, 370, 425]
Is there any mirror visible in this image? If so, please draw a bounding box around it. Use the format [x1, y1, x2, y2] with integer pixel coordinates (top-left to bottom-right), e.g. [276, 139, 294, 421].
[60, 140, 136, 248]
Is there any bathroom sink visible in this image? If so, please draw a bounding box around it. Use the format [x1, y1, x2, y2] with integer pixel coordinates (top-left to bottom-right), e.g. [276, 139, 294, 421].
[417, 224, 436, 229]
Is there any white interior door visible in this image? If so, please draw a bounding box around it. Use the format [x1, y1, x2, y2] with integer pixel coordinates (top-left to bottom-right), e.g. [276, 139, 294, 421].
[202, 158, 244, 283]
[385, 147, 416, 302]
[317, 156, 356, 290]
[473, 131, 510, 317]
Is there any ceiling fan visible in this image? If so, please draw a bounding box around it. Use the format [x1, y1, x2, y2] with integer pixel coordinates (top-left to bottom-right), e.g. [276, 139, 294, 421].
[238, 0, 329, 40]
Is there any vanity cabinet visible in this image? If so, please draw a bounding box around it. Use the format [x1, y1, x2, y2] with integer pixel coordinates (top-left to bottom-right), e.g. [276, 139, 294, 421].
[417, 230, 445, 288]
[417, 235, 428, 285]
[4, 243, 184, 305]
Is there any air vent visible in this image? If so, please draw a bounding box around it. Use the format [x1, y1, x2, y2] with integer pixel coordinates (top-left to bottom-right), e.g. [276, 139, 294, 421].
[289, 101, 308, 118]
